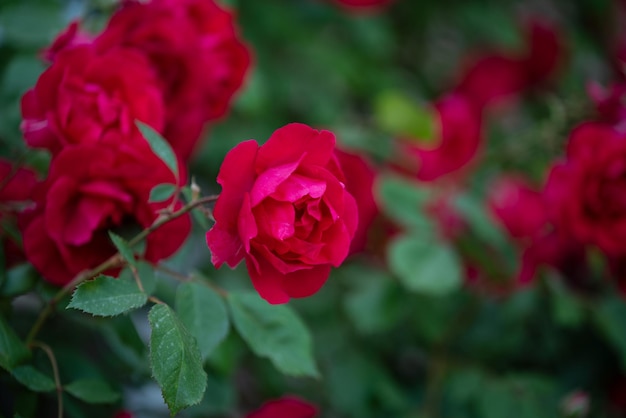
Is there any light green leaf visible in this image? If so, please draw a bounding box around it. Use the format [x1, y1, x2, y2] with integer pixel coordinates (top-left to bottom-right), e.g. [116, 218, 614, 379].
[388, 234, 462, 295]
[136, 121, 179, 181]
[227, 292, 319, 377]
[65, 378, 120, 404]
[176, 282, 229, 360]
[0, 314, 29, 371]
[375, 174, 434, 231]
[118, 262, 157, 295]
[149, 183, 177, 203]
[108, 231, 137, 267]
[149, 304, 207, 415]
[67, 275, 147, 317]
[12, 365, 55, 392]
[374, 91, 437, 143]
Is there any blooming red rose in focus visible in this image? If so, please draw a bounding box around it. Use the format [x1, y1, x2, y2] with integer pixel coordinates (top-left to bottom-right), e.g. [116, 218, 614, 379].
[246, 396, 318, 418]
[206, 123, 358, 304]
[21, 45, 164, 155]
[545, 122, 626, 256]
[95, 0, 251, 160]
[0, 160, 39, 266]
[20, 143, 191, 285]
[335, 148, 378, 255]
[395, 94, 482, 181]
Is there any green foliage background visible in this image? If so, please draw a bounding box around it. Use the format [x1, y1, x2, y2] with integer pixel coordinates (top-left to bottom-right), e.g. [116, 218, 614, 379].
[1, 0, 625, 417]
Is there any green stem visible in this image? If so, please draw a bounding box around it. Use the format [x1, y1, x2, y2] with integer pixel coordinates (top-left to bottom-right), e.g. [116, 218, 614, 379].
[25, 194, 219, 345]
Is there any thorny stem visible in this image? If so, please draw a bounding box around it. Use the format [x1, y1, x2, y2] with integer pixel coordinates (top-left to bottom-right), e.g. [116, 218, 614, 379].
[25, 194, 219, 345]
[31, 341, 63, 418]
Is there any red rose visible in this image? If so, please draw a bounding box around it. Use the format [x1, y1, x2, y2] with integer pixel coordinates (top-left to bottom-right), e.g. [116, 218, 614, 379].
[335, 148, 378, 255]
[96, 0, 251, 160]
[394, 94, 482, 181]
[0, 160, 39, 266]
[20, 143, 191, 286]
[42, 21, 92, 63]
[246, 396, 318, 418]
[588, 81, 626, 127]
[21, 45, 164, 155]
[206, 123, 358, 304]
[545, 123, 626, 256]
[330, 0, 394, 12]
[488, 177, 548, 240]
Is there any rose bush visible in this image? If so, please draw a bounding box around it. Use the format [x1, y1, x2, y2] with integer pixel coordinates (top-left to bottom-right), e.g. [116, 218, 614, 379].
[206, 123, 358, 303]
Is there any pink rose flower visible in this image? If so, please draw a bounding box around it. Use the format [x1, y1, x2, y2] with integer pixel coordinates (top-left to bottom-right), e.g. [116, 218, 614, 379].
[246, 396, 318, 418]
[20, 143, 191, 286]
[206, 123, 358, 304]
[21, 45, 164, 155]
[95, 0, 251, 160]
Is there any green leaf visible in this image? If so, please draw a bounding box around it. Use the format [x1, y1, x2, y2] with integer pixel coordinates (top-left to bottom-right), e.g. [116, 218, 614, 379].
[118, 261, 157, 295]
[388, 234, 462, 295]
[594, 296, 626, 371]
[67, 275, 147, 317]
[149, 304, 207, 414]
[149, 183, 177, 203]
[175, 282, 229, 360]
[12, 365, 55, 392]
[108, 231, 137, 267]
[136, 121, 179, 181]
[227, 292, 319, 377]
[375, 174, 434, 231]
[0, 314, 29, 371]
[64, 378, 120, 404]
[374, 91, 438, 143]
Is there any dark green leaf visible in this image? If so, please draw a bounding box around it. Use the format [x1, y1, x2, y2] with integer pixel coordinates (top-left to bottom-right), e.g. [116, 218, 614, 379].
[0, 313, 29, 371]
[1, 265, 38, 298]
[64, 378, 120, 404]
[388, 234, 462, 295]
[67, 275, 147, 317]
[176, 282, 229, 360]
[136, 121, 179, 181]
[149, 304, 207, 414]
[594, 296, 626, 371]
[12, 365, 55, 392]
[149, 183, 177, 203]
[227, 292, 319, 377]
[108, 231, 137, 267]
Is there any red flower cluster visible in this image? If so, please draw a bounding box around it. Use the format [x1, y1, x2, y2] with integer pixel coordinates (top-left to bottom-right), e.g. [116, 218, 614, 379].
[16, 0, 251, 285]
[246, 396, 318, 418]
[206, 124, 358, 304]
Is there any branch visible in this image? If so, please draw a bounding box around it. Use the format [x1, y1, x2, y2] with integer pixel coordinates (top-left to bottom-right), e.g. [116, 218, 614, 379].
[31, 341, 63, 418]
[25, 194, 219, 344]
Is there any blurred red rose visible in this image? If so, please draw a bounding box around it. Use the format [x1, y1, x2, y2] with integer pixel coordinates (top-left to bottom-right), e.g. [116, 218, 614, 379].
[395, 94, 482, 181]
[96, 0, 251, 160]
[488, 177, 548, 240]
[456, 19, 564, 110]
[21, 45, 164, 156]
[246, 396, 318, 418]
[0, 160, 39, 266]
[335, 148, 378, 255]
[112, 411, 133, 418]
[330, 0, 393, 12]
[545, 123, 626, 256]
[588, 81, 626, 127]
[20, 143, 191, 286]
[206, 123, 358, 304]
